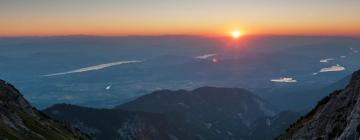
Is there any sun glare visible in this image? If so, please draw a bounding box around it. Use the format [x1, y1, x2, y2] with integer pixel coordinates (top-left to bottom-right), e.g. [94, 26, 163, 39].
[231, 30, 242, 39]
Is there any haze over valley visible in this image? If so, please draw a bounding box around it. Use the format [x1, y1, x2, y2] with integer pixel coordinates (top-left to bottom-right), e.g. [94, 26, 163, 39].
[1, 36, 359, 111]
[1, 0, 360, 139]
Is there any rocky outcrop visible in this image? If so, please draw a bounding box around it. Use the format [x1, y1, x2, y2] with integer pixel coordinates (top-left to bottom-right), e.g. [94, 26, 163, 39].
[278, 70, 360, 140]
[0, 80, 89, 140]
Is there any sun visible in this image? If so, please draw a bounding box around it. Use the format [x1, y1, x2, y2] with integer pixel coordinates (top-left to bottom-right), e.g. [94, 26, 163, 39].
[231, 30, 242, 39]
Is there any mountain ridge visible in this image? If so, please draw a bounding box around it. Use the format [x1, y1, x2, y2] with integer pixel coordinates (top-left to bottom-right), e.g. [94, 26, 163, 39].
[44, 103, 194, 140]
[116, 86, 280, 140]
[45, 86, 297, 140]
[278, 69, 360, 139]
[0, 79, 89, 140]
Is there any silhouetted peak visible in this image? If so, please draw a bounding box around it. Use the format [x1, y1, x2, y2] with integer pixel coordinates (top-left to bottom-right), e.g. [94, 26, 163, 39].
[0, 79, 89, 140]
[349, 69, 360, 86]
[0, 79, 33, 111]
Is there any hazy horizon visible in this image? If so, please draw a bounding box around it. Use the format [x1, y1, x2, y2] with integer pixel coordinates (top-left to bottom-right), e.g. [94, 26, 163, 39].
[1, 0, 360, 37]
[1, 33, 360, 38]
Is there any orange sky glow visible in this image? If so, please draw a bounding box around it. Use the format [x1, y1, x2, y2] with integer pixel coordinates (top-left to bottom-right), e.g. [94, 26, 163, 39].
[1, 0, 360, 37]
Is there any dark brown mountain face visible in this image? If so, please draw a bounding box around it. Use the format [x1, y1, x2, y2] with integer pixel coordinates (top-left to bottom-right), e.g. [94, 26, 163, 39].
[278, 70, 360, 140]
[0, 80, 89, 140]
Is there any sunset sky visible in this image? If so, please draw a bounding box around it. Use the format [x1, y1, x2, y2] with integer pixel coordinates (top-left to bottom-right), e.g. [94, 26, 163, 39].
[1, 0, 360, 37]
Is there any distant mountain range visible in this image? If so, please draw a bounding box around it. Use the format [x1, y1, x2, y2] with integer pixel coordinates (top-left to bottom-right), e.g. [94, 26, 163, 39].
[0, 80, 88, 140]
[44, 87, 299, 140]
[44, 104, 194, 140]
[2, 68, 360, 139]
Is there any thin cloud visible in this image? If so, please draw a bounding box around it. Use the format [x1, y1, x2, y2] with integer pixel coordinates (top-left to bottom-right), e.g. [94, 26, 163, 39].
[43, 60, 141, 76]
[105, 85, 112, 90]
[271, 77, 297, 83]
[349, 47, 359, 55]
[195, 53, 217, 59]
[319, 64, 345, 73]
[320, 58, 334, 63]
[350, 47, 359, 53]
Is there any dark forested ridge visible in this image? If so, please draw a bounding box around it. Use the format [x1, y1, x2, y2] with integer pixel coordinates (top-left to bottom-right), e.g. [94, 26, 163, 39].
[45, 87, 298, 140]
[0, 80, 89, 140]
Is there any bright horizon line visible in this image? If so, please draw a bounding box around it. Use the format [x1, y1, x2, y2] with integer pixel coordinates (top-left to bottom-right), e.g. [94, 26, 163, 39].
[1, 33, 360, 38]
[2, 0, 360, 38]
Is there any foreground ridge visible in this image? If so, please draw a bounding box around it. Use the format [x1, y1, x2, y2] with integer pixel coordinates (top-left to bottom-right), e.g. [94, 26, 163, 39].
[0, 80, 89, 140]
[278, 70, 360, 140]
